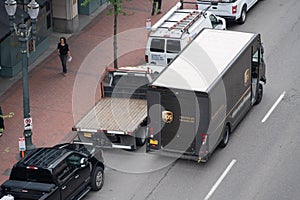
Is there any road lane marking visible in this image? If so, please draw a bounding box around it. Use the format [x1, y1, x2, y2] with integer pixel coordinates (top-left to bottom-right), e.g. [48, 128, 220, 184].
[261, 91, 286, 123]
[204, 159, 237, 200]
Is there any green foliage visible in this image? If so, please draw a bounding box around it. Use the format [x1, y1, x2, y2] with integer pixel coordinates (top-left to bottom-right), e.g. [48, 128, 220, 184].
[81, 0, 131, 15]
[80, 0, 93, 7]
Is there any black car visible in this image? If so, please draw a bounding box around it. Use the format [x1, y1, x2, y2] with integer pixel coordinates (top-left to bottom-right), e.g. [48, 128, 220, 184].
[0, 142, 104, 200]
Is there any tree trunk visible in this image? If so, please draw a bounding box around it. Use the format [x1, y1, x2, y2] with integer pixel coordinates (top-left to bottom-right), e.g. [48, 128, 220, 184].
[113, 4, 118, 69]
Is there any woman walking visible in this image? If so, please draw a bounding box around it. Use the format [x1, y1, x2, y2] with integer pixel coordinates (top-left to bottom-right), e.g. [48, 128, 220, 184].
[57, 37, 71, 77]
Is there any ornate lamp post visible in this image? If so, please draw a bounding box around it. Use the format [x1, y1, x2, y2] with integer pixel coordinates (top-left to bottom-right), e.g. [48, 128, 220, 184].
[5, 0, 39, 151]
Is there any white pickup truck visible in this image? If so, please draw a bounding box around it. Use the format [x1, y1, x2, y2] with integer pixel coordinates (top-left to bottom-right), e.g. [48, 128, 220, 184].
[145, 2, 226, 66]
[196, 0, 260, 24]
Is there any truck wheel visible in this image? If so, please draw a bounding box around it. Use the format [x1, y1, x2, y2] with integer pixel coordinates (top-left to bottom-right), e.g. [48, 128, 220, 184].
[237, 6, 247, 24]
[219, 125, 230, 148]
[136, 127, 147, 146]
[91, 166, 104, 191]
[254, 83, 263, 105]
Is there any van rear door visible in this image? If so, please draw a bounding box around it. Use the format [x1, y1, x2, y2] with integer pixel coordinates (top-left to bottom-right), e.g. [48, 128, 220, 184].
[147, 38, 181, 66]
[147, 38, 167, 66]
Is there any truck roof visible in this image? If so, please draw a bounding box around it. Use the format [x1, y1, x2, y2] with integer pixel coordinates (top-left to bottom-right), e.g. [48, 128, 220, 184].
[150, 29, 257, 92]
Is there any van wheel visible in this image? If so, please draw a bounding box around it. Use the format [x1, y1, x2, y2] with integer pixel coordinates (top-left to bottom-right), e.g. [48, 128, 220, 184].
[237, 6, 247, 24]
[254, 83, 263, 105]
[219, 125, 230, 148]
[91, 166, 104, 191]
[136, 127, 147, 146]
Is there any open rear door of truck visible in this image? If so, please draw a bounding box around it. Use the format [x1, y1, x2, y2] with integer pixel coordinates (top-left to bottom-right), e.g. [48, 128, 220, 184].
[159, 91, 197, 154]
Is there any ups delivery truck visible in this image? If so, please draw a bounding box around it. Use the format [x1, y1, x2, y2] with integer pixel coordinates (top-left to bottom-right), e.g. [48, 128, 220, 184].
[146, 29, 266, 162]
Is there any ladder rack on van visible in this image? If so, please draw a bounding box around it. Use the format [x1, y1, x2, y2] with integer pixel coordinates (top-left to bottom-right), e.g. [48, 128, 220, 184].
[168, 10, 202, 32]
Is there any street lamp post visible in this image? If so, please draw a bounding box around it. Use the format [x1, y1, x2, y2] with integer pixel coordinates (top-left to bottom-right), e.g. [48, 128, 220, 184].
[5, 0, 39, 151]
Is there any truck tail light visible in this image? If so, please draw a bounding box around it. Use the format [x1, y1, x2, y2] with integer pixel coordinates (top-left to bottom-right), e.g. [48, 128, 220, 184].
[72, 127, 77, 131]
[195, 4, 198, 10]
[201, 134, 207, 144]
[27, 166, 38, 170]
[232, 5, 237, 14]
[145, 55, 148, 63]
[149, 127, 155, 135]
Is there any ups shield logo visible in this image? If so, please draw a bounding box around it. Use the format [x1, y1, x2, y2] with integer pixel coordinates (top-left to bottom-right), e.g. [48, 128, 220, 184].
[244, 68, 250, 86]
[162, 111, 173, 123]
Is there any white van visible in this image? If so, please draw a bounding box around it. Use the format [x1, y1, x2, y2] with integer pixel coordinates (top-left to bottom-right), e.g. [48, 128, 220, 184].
[145, 2, 226, 66]
[196, 0, 260, 24]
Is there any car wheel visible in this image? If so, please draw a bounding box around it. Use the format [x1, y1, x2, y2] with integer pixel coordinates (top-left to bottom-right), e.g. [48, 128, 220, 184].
[254, 83, 263, 105]
[237, 6, 247, 24]
[219, 125, 230, 148]
[136, 127, 147, 146]
[91, 166, 104, 191]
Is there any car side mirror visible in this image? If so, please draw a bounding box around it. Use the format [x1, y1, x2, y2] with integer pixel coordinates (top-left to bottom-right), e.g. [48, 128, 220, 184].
[80, 158, 88, 168]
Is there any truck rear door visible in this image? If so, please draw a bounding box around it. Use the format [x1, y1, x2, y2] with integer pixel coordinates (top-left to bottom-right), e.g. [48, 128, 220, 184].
[160, 90, 197, 154]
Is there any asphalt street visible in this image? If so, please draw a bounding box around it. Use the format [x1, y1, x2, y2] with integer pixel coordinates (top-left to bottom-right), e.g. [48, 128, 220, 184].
[83, 0, 300, 199]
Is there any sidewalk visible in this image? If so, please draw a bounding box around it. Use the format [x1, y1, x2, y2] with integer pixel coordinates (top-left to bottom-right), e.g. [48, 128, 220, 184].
[0, 0, 179, 184]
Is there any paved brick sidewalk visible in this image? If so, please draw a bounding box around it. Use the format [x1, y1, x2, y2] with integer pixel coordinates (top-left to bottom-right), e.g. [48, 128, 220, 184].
[0, 0, 181, 184]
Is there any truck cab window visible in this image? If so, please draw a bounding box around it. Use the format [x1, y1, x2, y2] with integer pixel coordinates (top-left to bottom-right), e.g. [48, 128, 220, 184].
[209, 15, 219, 28]
[56, 162, 71, 182]
[252, 49, 260, 78]
[67, 154, 83, 169]
[103, 72, 113, 86]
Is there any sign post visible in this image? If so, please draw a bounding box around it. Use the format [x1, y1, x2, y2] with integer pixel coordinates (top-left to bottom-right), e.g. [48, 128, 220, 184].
[24, 117, 33, 130]
[19, 137, 26, 158]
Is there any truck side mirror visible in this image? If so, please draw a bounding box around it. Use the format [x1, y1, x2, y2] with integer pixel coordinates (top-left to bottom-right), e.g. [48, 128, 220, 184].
[261, 45, 264, 55]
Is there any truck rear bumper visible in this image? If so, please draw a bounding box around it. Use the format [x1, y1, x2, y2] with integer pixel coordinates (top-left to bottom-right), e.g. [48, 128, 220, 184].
[77, 132, 136, 150]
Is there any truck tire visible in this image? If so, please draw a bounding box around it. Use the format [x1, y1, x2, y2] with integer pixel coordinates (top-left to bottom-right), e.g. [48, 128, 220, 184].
[237, 6, 247, 24]
[136, 127, 147, 146]
[91, 166, 104, 191]
[254, 83, 263, 105]
[219, 125, 230, 148]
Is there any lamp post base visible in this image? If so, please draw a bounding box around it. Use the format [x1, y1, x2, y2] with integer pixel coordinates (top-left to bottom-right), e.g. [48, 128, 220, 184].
[24, 130, 35, 151]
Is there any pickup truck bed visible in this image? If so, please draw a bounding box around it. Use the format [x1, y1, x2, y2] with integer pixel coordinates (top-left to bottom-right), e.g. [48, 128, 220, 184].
[75, 97, 147, 132]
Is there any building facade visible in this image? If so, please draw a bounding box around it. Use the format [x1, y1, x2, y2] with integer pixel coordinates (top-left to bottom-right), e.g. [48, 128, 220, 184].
[0, 0, 107, 77]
